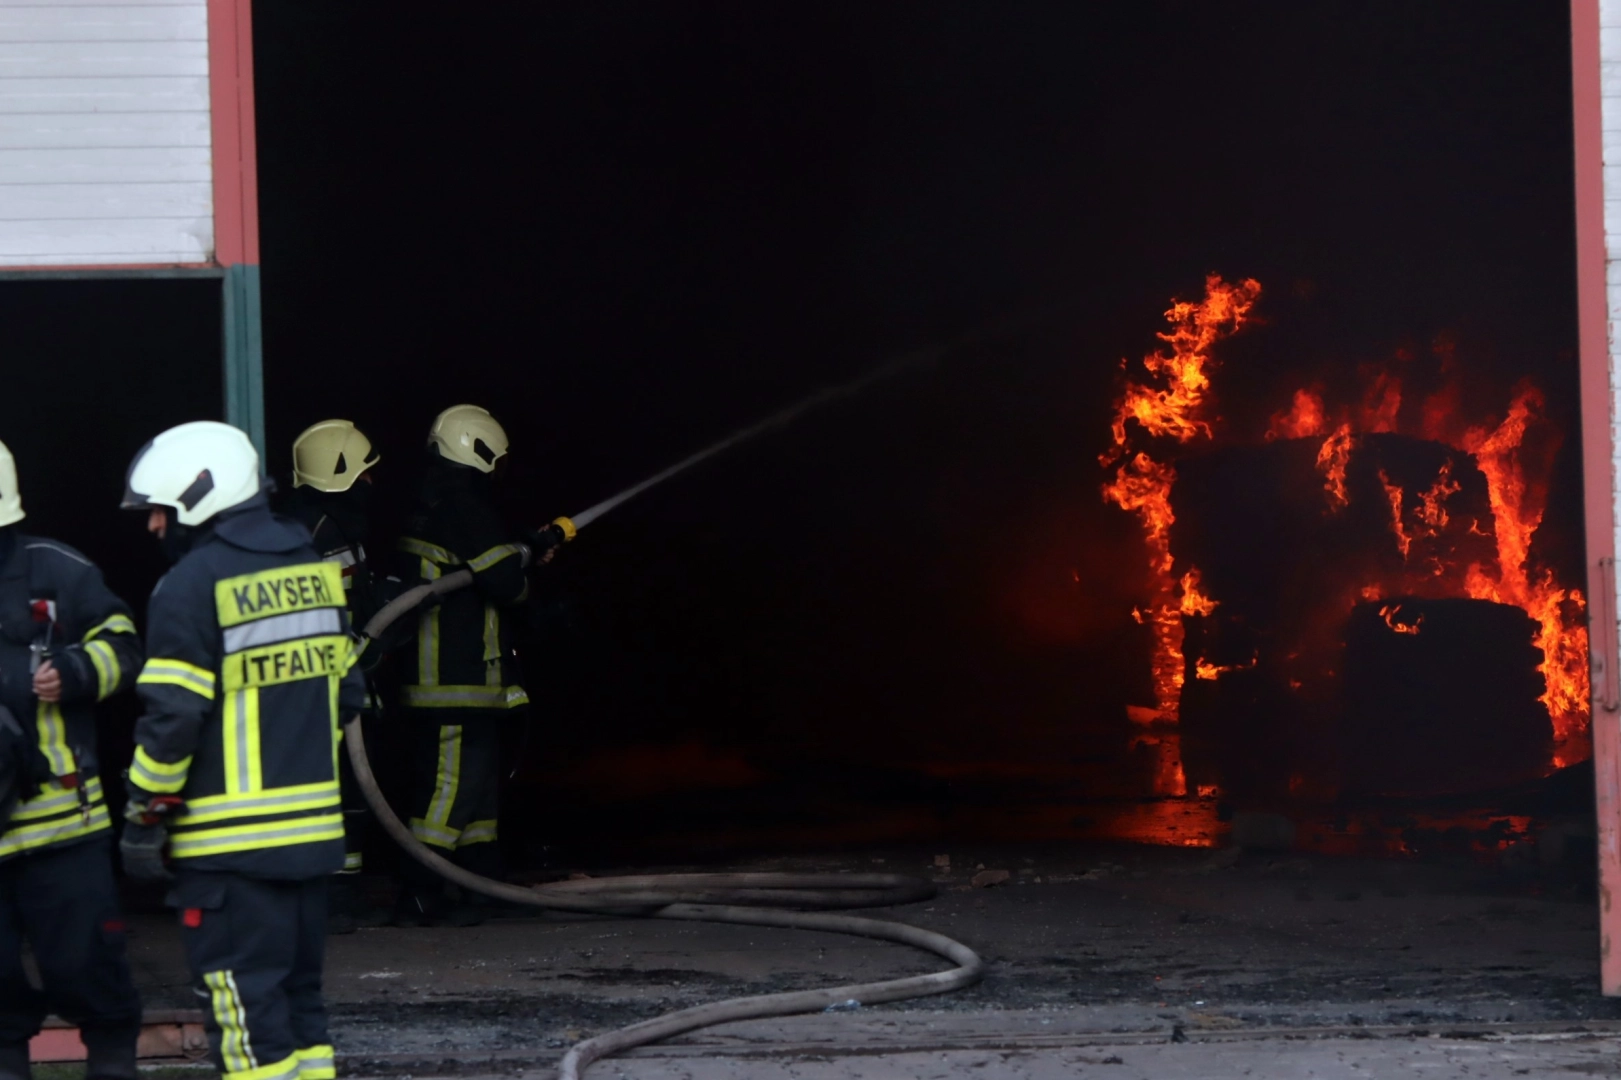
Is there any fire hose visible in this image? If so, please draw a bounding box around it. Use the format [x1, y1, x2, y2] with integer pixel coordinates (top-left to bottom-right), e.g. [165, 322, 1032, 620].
[343, 718, 981, 1078]
[345, 350, 992, 1077]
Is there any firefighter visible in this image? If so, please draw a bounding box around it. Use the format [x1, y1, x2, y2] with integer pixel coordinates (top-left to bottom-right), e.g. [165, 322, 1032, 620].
[119, 421, 365, 1080]
[0, 440, 143, 1080]
[392, 405, 541, 926]
[282, 420, 385, 932]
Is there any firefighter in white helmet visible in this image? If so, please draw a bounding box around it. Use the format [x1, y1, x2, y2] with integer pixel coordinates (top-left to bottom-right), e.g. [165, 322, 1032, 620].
[121, 421, 366, 1080]
[0, 441, 143, 1080]
[282, 420, 386, 932]
[391, 405, 549, 925]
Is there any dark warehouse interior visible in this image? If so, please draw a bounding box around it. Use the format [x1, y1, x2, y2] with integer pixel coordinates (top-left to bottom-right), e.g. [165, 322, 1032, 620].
[0, 0, 1592, 872]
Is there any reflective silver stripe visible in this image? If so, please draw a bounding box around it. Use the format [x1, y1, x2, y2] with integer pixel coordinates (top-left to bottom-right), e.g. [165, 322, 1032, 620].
[232, 690, 252, 793]
[10, 777, 103, 822]
[174, 785, 340, 825]
[168, 815, 344, 856]
[222, 609, 344, 653]
[400, 684, 529, 708]
[409, 818, 458, 849]
[468, 544, 522, 572]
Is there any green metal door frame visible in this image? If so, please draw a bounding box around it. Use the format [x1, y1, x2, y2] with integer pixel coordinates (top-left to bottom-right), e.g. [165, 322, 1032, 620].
[222, 264, 265, 457]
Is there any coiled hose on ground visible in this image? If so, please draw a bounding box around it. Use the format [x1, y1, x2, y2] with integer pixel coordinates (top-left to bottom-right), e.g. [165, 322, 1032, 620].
[350, 572, 984, 1079]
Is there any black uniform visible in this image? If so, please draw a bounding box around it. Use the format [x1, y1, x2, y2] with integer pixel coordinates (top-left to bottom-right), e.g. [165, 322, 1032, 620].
[395, 460, 528, 883]
[281, 487, 382, 878]
[0, 527, 143, 1071]
[129, 501, 364, 1080]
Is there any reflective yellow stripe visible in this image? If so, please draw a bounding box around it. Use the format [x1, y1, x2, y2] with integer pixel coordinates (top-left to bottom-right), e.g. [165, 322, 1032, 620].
[214, 564, 346, 629]
[168, 814, 344, 858]
[220, 689, 263, 794]
[0, 803, 109, 857]
[225, 1053, 300, 1080]
[400, 684, 529, 709]
[204, 970, 255, 1074]
[408, 818, 459, 849]
[467, 544, 522, 573]
[295, 1045, 336, 1080]
[459, 818, 498, 847]
[427, 725, 460, 829]
[139, 658, 216, 700]
[84, 639, 120, 700]
[130, 745, 190, 794]
[174, 782, 340, 826]
[398, 537, 461, 565]
[417, 558, 441, 685]
[222, 635, 351, 693]
[33, 702, 74, 777]
[82, 613, 137, 642]
[482, 603, 500, 664]
[9, 776, 102, 822]
[341, 851, 363, 872]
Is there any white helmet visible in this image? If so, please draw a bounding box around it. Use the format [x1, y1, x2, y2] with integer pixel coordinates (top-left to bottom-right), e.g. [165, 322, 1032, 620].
[292, 419, 379, 492]
[0, 441, 23, 528]
[122, 421, 263, 527]
[428, 404, 508, 473]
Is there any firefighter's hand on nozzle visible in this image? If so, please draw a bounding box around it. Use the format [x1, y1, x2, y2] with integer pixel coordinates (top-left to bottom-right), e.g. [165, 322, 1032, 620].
[31, 660, 61, 703]
[120, 797, 182, 882]
[520, 520, 571, 567]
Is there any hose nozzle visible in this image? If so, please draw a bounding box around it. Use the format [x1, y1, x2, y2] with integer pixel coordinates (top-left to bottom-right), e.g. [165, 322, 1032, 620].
[552, 516, 578, 542]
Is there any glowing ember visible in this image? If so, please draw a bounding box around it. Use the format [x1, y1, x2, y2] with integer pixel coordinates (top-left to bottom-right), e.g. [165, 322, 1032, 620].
[1316, 424, 1354, 511]
[1417, 462, 1459, 531]
[1376, 470, 1412, 559]
[1195, 653, 1259, 680]
[1102, 275, 1261, 795]
[1379, 604, 1423, 635]
[1267, 388, 1327, 440]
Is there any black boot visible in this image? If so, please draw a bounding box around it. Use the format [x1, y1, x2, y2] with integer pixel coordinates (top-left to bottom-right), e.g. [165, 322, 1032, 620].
[326, 875, 358, 935]
[0, 1040, 29, 1080]
[81, 1023, 138, 1080]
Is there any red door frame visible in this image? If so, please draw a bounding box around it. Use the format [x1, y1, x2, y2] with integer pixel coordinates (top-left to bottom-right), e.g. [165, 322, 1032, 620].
[1569, 0, 1621, 996]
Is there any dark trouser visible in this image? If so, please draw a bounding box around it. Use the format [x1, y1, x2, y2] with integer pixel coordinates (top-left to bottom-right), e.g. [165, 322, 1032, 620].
[402, 711, 503, 889]
[336, 738, 367, 875]
[0, 835, 141, 1051]
[169, 872, 332, 1080]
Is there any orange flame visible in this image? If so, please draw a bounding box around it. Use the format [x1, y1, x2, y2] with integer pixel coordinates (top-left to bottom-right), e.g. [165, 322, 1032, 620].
[1316, 424, 1354, 510]
[1267, 389, 1327, 441]
[1417, 461, 1458, 531]
[1102, 275, 1261, 795]
[1195, 653, 1259, 680]
[1379, 604, 1423, 635]
[1377, 470, 1411, 559]
[1455, 388, 1589, 762]
[1360, 371, 1402, 433]
[1179, 569, 1219, 616]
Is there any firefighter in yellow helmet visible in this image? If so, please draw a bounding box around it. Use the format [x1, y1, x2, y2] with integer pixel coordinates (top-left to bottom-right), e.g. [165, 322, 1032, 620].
[0, 440, 143, 1080]
[391, 406, 544, 925]
[281, 421, 386, 933]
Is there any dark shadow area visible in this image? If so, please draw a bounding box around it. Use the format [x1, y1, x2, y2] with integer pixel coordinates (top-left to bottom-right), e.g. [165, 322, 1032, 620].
[0, 3, 1587, 867]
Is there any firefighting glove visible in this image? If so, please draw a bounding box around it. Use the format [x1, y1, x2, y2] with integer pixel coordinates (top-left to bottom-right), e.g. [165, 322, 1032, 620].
[119, 798, 180, 882]
[118, 821, 170, 882]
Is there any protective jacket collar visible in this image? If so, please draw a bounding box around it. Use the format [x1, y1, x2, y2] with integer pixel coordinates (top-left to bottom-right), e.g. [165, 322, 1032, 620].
[210, 497, 313, 554]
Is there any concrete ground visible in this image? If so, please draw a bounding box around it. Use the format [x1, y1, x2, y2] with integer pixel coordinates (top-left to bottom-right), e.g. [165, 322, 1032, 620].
[119, 843, 1619, 1077]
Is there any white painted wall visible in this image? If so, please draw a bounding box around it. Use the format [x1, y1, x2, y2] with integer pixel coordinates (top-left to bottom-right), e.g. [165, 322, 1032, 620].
[0, 1, 212, 267]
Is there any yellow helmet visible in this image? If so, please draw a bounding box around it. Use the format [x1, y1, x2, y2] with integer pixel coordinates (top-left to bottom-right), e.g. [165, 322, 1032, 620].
[292, 419, 379, 492]
[0, 440, 23, 528]
[427, 405, 508, 473]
